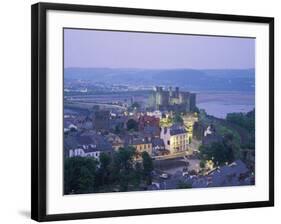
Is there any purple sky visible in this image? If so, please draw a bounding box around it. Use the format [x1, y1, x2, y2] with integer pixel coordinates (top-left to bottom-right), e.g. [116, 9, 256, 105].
[64, 29, 255, 69]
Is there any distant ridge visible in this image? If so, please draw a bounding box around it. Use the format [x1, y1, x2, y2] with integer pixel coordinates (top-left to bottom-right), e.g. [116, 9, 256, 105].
[64, 68, 255, 92]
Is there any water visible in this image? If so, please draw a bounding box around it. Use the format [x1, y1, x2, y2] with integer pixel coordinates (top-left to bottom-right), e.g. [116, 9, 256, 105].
[196, 91, 255, 118]
[64, 91, 255, 119]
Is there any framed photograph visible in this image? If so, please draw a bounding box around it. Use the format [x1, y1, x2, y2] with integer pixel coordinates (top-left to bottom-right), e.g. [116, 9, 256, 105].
[31, 2, 274, 222]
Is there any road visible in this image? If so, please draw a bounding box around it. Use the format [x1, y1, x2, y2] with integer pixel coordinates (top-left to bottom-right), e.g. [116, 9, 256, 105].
[153, 157, 200, 176]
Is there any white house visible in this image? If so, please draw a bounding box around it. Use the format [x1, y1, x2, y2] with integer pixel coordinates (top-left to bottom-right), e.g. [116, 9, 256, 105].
[160, 125, 189, 154]
[69, 145, 101, 160]
[66, 134, 113, 161]
[147, 110, 162, 119]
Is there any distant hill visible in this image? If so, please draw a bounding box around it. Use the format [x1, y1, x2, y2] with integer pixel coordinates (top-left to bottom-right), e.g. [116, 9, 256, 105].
[64, 67, 255, 92]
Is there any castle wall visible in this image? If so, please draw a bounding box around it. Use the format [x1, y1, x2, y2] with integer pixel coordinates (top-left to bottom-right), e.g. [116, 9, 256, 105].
[152, 86, 196, 112]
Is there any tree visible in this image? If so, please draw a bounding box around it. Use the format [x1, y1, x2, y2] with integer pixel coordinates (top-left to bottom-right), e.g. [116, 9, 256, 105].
[127, 119, 139, 131]
[109, 146, 137, 191]
[131, 162, 142, 188]
[177, 181, 192, 189]
[199, 140, 235, 166]
[100, 153, 111, 170]
[223, 132, 240, 160]
[131, 102, 140, 110]
[226, 109, 255, 131]
[97, 153, 111, 186]
[172, 113, 183, 124]
[200, 160, 206, 169]
[64, 157, 98, 194]
[114, 125, 121, 134]
[141, 151, 153, 184]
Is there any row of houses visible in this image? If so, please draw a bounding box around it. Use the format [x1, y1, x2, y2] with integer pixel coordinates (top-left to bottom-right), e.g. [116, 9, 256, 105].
[64, 109, 193, 160]
[65, 133, 166, 160]
[191, 160, 253, 188]
[65, 123, 190, 160]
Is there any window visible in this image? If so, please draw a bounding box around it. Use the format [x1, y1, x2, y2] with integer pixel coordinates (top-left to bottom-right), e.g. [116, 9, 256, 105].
[167, 140, 170, 145]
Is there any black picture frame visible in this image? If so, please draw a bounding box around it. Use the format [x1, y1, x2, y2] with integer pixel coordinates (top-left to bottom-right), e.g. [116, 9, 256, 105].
[31, 2, 274, 222]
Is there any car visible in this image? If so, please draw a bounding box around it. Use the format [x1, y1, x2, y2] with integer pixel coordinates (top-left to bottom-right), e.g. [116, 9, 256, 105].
[160, 173, 169, 179]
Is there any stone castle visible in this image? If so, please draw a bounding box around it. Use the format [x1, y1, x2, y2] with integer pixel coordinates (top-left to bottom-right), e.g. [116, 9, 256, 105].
[150, 86, 196, 112]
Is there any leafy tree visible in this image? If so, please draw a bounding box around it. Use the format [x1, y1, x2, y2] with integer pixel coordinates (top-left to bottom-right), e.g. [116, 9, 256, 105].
[131, 102, 140, 109]
[223, 132, 240, 159]
[64, 157, 98, 194]
[109, 147, 137, 191]
[226, 109, 255, 132]
[172, 113, 183, 124]
[114, 125, 121, 134]
[119, 169, 130, 191]
[97, 153, 111, 186]
[142, 151, 153, 184]
[127, 119, 139, 131]
[217, 125, 241, 152]
[200, 160, 206, 169]
[131, 162, 142, 188]
[177, 181, 192, 189]
[199, 136, 236, 166]
[117, 147, 136, 170]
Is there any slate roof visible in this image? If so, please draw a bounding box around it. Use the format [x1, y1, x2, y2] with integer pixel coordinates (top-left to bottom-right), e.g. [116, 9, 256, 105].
[152, 138, 165, 147]
[209, 160, 249, 187]
[64, 133, 113, 153]
[169, 124, 187, 136]
[143, 125, 160, 136]
[64, 135, 79, 150]
[132, 138, 151, 145]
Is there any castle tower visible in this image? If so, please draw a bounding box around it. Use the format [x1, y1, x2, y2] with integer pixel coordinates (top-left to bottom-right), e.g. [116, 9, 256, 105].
[190, 93, 196, 111]
[175, 87, 179, 98]
[169, 86, 173, 97]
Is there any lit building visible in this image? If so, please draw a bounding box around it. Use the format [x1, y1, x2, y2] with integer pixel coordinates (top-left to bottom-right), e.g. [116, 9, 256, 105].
[182, 113, 198, 140]
[160, 125, 189, 154]
[131, 138, 152, 158]
[146, 110, 162, 119]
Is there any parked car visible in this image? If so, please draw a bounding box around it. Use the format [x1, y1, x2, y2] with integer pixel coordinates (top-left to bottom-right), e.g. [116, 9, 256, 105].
[160, 173, 169, 179]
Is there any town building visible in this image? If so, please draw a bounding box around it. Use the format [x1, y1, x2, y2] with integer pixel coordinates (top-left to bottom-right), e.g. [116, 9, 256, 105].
[146, 110, 162, 119]
[109, 116, 127, 132]
[160, 124, 189, 154]
[192, 160, 252, 188]
[142, 125, 160, 138]
[152, 138, 166, 155]
[138, 115, 160, 138]
[93, 110, 110, 131]
[65, 134, 113, 160]
[104, 133, 124, 151]
[138, 115, 160, 130]
[131, 138, 153, 157]
[202, 125, 222, 145]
